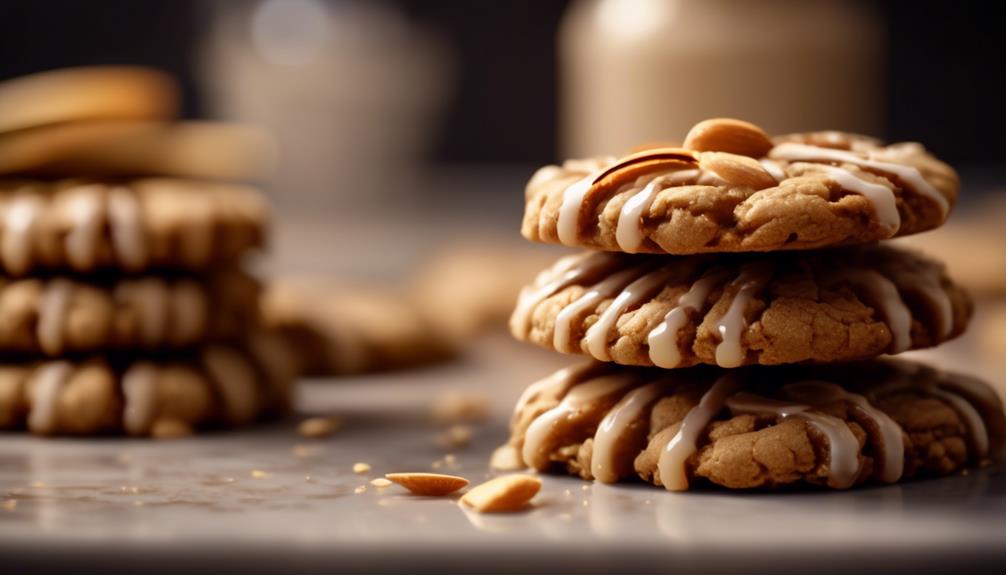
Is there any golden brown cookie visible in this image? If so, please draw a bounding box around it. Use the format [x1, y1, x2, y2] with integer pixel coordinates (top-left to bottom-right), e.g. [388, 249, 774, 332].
[497, 359, 1005, 490]
[0, 120, 274, 180]
[0, 178, 267, 275]
[262, 279, 455, 376]
[523, 118, 958, 254]
[0, 271, 258, 356]
[0, 335, 295, 437]
[0, 67, 177, 134]
[512, 245, 970, 368]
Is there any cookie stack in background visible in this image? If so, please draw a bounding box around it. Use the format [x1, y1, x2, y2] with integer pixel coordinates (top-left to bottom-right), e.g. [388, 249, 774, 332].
[496, 118, 1005, 490]
[0, 67, 295, 438]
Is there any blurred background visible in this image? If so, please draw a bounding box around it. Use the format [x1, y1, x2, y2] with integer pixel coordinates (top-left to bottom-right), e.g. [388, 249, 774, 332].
[3, 0, 1004, 280]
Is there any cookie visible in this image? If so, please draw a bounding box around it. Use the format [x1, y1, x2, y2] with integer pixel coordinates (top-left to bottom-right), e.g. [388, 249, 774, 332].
[497, 359, 1005, 490]
[0, 121, 274, 180]
[0, 334, 295, 437]
[411, 240, 563, 342]
[523, 118, 958, 254]
[0, 178, 267, 275]
[0, 271, 258, 356]
[0, 66, 177, 134]
[262, 279, 455, 376]
[511, 245, 970, 368]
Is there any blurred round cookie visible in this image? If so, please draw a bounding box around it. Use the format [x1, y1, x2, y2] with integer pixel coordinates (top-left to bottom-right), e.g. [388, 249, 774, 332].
[0, 178, 267, 275]
[0, 66, 177, 134]
[411, 241, 562, 343]
[0, 337, 294, 437]
[262, 278, 454, 376]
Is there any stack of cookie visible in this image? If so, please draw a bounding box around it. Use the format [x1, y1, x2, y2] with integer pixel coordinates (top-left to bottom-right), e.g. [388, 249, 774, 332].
[0, 67, 293, 438]
[497, 118, 1005, 490]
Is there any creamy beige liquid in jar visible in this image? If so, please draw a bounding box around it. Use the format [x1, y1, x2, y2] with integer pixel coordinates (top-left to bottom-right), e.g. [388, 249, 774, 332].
[559, 0, 885, 157]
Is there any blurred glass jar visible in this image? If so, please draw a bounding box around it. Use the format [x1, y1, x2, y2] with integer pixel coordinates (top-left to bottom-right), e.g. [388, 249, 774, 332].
[560, 0, 884, 157]
[200, 0, 452, 210]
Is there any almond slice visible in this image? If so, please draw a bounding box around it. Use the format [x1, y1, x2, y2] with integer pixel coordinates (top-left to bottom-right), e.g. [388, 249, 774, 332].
[459, 474, 541, 513]
[697, 151, 777, 190]
[591, 147, 698, 191]
[385, 472, 469, 496]
[684, 118, 773, 158]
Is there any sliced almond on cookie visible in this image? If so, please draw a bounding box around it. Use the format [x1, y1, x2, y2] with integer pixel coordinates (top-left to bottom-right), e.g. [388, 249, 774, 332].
[385, 472, 469, 496]
[459, 474, 541, 513]
[591, 147, 698, 191]
[697, 151, 777, 190]
[684, 118, 773, 158]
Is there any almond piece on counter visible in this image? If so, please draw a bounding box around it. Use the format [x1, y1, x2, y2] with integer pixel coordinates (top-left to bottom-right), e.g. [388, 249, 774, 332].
[298, 416, 341, 439]
[459, 474, 541, 513]
[385, 472, 469, 496]
[683, 117, 773, 158]
[698, 151, 777, 190]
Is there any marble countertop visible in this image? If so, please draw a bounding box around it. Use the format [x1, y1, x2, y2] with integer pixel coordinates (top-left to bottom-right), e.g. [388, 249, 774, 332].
[3, 334, 1005, 574]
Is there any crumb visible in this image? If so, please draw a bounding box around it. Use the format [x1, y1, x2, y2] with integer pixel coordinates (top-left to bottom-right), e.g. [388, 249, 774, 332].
[437, 425, 473, 449]
[431, 391, 490, 424]
[250, 470, 268, 479]
[353, 462, 371, 474]
[354, 486, 367, 494]
[298, 416, 341, 439]
[370, 478, 393, 488]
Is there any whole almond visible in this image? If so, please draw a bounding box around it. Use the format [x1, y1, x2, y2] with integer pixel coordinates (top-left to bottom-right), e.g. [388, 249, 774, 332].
[459, 474, 541, 513]
[684, 118, 773, 158]
[385, 472, 469, 496]
[698, 151, 777, 190]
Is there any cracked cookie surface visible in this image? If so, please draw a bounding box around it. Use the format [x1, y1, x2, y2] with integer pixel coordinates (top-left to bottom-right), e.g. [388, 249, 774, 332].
[498, 360, 1004, 490]
[511, 245, 971, 368]
[523, 119, 958, 255]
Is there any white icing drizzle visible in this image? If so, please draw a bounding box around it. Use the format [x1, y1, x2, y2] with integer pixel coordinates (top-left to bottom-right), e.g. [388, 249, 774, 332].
[64, 187, 104, 270]
[770, 142, 949, 218]
[521, 372, 637, 469]
[925, 385, 988, 459]
[759, 159, 787, 182]
[832, 269, 912, 353]
[557, 174, 597, 246]
[512, 361, 599, 419]
[37, 279, 74, 356]
[584, 267, 677, 361]
[726, 390, 862, 489]
[107, 186, 147, 271]
[812, 164, 900, 235]
[592, 379, 670, 483]
[553, 265, 653, 351]
[780, 381, 904, 484]
[714, 262, 774, 368]
[647, 268, 731, 368]
[122, 362, 158, 436]
[2, 195, 42, 275]
[511, 252, 618, 338]
[27, 362, 73, 435]
[615, 170, 699, 253]
[657, 371, 743, 491]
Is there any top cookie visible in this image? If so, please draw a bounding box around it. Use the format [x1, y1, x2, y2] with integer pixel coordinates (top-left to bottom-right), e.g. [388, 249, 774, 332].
[523, 118, 959, 254]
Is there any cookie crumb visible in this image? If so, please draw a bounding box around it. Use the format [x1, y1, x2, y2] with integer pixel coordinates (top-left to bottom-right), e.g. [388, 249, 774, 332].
[459, 474, 541, 513]
[370, 478, 392, 488]
[385, 472, 469, 496]
[250, 470, 268, 479]
[352, 462, 371, 474]
[30, 481, 45, 489]
[431, 391, 490, 424]
[489, 444, 525, 471]
[305, 475, 315, 483]
[298, 416, 341, 439]
[354, 486, 367, 494]
[437, 425, 473, 449]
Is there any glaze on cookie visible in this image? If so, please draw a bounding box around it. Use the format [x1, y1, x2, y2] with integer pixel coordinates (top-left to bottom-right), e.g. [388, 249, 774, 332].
[511, 245, 970, 368]
[497, 360, 1004, 490]
[523, 118, 959, 254]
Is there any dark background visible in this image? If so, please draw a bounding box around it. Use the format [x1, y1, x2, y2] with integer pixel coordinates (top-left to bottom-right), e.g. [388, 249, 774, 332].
[2, 0, 1002, 165]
